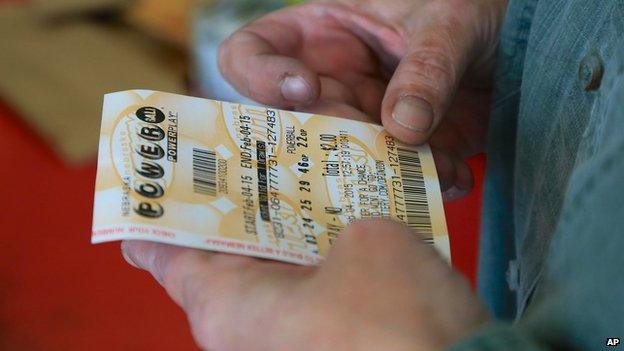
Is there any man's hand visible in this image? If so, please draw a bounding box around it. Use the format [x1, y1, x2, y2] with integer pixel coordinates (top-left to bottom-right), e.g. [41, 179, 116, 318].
[218, 0, 507, 200]
[122, 219, 489, 350]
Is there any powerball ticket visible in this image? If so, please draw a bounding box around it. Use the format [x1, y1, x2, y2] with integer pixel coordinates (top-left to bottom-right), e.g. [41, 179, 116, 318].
[92, 90, 449, 265]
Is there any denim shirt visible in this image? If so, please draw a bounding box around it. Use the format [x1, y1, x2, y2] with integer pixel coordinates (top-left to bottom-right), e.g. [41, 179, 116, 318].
[450, 0, 624, 349]
[479, 0, 624, 317]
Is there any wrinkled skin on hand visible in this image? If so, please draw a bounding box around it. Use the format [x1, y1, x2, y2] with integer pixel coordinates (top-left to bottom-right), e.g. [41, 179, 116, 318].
[218, 0, 507, 200]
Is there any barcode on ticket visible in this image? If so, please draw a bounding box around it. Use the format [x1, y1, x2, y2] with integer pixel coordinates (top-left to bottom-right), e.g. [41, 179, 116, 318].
[192, 148, 217, 196]
[397, 147, 433, 244]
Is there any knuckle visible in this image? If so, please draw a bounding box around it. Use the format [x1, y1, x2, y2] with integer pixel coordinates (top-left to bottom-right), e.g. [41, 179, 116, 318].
[402, 45, 456, 88]
[395, 41, 459, 109]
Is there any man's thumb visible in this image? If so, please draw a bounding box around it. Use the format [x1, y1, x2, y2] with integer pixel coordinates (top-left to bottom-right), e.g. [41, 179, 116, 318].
[381, 8, 479, 145]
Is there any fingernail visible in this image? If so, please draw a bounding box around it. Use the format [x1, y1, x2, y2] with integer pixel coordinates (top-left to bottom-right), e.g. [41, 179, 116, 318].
[280, 75, 311, 102]
[121, 241, 140, 269]
[392, 96, 434, 133]
[442, 186, 469, 202]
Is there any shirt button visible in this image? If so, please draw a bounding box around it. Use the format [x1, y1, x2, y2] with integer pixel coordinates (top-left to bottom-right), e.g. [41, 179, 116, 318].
[578, 53, 604, 91]
[506, 260, 519, 292]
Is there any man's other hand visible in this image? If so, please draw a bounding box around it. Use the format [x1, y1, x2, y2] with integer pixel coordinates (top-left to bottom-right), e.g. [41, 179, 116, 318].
[122, 219, 489, 350]
[218, 0, 507, 200]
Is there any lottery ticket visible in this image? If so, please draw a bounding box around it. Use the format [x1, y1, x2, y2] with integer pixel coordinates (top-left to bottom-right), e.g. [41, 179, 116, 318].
[92, 90, 449, 265]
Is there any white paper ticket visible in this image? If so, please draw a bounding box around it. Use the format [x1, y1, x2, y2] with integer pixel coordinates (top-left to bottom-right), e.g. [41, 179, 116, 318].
[92, 90, 449, 265]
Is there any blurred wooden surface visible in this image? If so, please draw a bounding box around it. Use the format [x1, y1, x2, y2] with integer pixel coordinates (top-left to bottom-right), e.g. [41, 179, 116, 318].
[0, 1, 187, 164]
[127, 0, 199, 47]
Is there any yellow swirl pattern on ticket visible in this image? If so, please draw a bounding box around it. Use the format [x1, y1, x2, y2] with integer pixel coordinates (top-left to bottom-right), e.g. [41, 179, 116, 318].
[92, 90, 449, 264]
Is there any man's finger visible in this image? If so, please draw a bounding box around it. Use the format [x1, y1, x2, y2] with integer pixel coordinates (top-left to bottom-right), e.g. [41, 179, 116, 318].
[381, 4, 479, 145]
[121, 241, 215, 304]
[121, 241, 263, 309]
[441, 157, 473, 201]
[322, 218, 442, 285]
[429, 147, 474, 200]
[218, 16, 320, 107]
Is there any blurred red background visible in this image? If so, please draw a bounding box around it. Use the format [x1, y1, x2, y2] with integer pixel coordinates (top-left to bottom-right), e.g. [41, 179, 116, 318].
[0, 100, 484, 350]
